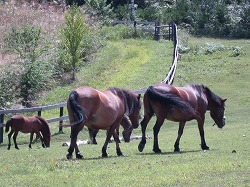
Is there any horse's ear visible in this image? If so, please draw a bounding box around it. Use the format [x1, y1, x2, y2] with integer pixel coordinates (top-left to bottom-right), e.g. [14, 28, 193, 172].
[223, 99, 227, 103]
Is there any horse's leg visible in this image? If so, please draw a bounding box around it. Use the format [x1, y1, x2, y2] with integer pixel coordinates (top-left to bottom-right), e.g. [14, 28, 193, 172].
[67, 127, 77, 159]
[138, 112, 154, 152]
[197, 118, 209, 150]
[174, 121, 186, 152]
[67, 126, 83, 159]
[102, 125, 117, 158]
[7, 130, 14, 150]
[113, 129, 123, 156]
[153, 117, 165, 153]
[75, 144, 83, 159]
[88, 128, 98, 144]
[29, 133, 34, 149]
[35, 132, 45, 148]
[13, 131, 19, 149]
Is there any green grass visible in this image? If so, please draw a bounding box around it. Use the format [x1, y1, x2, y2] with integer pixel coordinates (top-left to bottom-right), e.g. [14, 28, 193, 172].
[0, 37, 249, 186]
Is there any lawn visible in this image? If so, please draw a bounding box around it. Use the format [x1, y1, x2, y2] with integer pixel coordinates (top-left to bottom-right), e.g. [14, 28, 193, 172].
[0, 36, 249, 186]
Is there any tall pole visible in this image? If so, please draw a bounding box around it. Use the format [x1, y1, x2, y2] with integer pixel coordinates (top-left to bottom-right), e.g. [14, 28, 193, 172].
[131, 0, 135, 21]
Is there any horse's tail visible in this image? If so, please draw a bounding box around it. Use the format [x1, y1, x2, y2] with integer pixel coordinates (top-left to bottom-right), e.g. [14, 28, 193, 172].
[143, 90, 155, 117]
[5, 118, 12, 133]
[68, 90, 86, 126]
[147, 86, 192, 113]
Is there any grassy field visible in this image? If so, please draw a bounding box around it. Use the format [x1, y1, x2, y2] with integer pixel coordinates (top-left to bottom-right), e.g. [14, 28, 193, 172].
[0, 37, 249, 186]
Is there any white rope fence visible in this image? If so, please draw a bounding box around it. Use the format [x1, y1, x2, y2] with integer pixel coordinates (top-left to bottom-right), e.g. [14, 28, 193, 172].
[161, 24, 178, 85]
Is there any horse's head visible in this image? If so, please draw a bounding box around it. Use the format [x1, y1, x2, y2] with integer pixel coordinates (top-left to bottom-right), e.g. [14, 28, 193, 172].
[38, 117, 51, 148]
[210, 99, 227, 128]
[43, 134, 51, 147]
[127, 93, 141, 129]
[122, 125, 133, 142]
[120, 116, 133, 142]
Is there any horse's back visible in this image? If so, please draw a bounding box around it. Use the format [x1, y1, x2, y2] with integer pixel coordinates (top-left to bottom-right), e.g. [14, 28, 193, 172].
[10, 115, 40, 133]
[147, 83, 207, 122]
[152, 83, 203, 106]
[68, 86, 125, 129]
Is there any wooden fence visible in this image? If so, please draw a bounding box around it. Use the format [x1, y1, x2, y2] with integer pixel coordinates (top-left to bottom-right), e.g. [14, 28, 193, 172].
[0, 24, 178, 144]
[113, 20, 174, 41]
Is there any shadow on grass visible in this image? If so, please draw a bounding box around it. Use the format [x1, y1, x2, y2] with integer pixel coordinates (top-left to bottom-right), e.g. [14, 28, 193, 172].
[59, 154, 130, 161]
[135, 149, 202, 156]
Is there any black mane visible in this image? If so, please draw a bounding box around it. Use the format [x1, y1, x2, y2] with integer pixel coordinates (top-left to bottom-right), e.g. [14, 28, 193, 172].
[188, 83, 224, 107]
[147, 86, 195, 113]
[108, 87, 139, 115]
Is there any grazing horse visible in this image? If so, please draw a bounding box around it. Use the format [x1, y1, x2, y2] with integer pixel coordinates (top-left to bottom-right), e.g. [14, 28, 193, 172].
[138, 83, 226, 153]
[66, 86, 141, 159]
[5, 115, 51, 149]
[88, 116, 133, 144]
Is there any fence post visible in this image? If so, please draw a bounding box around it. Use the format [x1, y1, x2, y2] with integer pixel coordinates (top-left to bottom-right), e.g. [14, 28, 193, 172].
[0, 109, 4, 144]
[154, 22, 161, 41]
[172, 23, 175, 41]
[59, 107, 63, 133]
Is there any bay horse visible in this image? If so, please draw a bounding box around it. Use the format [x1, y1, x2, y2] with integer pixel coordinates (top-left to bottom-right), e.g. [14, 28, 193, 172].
[88, 116, 133, 144]
[5, 115, 51, 149]
[66, 86, 141, 159]
[138, 83, 226, 153]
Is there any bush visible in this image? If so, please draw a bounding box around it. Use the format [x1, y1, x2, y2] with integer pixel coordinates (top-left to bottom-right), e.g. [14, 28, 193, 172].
[3, 25, 41, 58]
[1, 24, 56, 107]
[58, 5, 89, 80]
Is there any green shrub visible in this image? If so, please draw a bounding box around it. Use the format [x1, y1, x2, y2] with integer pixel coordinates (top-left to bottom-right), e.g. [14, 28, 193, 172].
[20, 59, 54, 106]
[1, 24, 56, 107]
[3, 25, 41, 58]
[230, 46, 245, 57]
[58, 5, 89, 80]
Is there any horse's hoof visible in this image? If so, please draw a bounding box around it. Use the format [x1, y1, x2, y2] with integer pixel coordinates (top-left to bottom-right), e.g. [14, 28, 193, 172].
[174, 148, 180, 152]
[76, 153, 84, 159]
[153, 148, 162, 153]
[66, 154, 73, 160]
[201, 144, 210, 150]
[102, 153, 108, 158]
[15, 147, 19, 150]
[117, 152, 124, 156]
[138, 143, 145, 152]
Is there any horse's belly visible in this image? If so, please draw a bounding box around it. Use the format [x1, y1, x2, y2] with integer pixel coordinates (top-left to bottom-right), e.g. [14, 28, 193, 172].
[166, 110, 195, 122]
[86, 117, 115, 130]
[20, 129, 33, 134]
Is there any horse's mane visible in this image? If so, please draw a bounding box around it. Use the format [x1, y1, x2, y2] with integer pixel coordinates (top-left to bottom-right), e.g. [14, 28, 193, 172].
[147, 86, 195, 113]
[35, 116, 51, 136]
[188, 83, 224, 107]
[108, 87, 139, 115]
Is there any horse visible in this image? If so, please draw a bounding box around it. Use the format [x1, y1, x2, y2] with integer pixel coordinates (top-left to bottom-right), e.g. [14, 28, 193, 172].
[5, 115, 51, 150]
[138, 83, 226, 153]
[88, 116, 133, 144]
[66, 86, 141, 159]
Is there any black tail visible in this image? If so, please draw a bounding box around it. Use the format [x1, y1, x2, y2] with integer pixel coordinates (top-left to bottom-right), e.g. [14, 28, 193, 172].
[69, 91, 86, 125]
[5, 118, 12, 133]
[147, 86, 193, 113]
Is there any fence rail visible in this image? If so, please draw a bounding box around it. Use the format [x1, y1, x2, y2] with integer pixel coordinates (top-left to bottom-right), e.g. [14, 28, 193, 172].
[0, 24, 178, 144]
[113, 20, 174, 41]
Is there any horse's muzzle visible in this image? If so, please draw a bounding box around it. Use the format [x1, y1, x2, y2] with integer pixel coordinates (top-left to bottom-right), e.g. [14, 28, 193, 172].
[132, 123, 139, 129]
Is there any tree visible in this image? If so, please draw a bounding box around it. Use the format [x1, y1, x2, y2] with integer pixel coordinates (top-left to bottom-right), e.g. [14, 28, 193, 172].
[59, 5, 88, 80]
